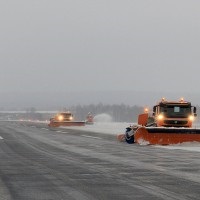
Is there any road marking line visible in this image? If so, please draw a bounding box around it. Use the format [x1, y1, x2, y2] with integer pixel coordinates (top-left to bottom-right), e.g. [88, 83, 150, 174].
[0, 136, 3, 140]
[41, 128, 49, 131]
[56, 131, 68, 133]
[81, 135, 102, 140]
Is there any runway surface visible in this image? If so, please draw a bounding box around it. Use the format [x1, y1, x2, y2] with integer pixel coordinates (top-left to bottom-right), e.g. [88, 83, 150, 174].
[0, 121, 199, 200]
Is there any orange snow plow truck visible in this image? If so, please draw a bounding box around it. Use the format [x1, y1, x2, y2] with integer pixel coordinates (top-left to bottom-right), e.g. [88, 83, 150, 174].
[85, 112, 94, 125]
[118, 98, 200, 145]
[48, 112, 85, 127]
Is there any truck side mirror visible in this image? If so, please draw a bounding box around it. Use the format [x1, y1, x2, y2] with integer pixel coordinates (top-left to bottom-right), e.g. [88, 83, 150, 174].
[193, 107, 197, 117]
[153, 106, 156, 113]
[193, 106, 196, 113]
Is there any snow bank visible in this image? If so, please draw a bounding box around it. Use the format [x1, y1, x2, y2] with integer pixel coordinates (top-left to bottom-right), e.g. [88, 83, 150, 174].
[156, 142, 200, 152]
[63, 122, 133, 135]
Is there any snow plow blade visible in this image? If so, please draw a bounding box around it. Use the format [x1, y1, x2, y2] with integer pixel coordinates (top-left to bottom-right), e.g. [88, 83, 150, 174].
[135, 127, 200, 145]
[48, 121, 85, 127]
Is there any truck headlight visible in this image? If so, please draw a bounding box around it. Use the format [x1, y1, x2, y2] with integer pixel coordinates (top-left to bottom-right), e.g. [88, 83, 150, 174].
[69, 116, 73, 120]
[58, 115, 64, 121]
[188, 115, 194, 121]
[157, 114, 164, 120]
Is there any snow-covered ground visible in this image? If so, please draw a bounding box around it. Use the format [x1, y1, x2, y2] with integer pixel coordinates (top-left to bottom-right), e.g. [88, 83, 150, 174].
[157, 142, 200, 152]
[62, 121, 200, 153]
[64, 122, 134, 135]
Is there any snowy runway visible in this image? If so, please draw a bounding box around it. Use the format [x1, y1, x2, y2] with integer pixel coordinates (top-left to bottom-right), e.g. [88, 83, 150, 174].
[62, 122, 200, 152]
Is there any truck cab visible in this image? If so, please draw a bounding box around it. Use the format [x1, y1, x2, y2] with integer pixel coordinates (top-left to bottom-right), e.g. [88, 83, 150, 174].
[152, 98, 197, 127]
[52, 112, 74, 122]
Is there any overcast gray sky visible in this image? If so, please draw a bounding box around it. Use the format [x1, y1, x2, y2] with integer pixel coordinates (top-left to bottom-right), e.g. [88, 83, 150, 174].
[0, 0, 200, 108]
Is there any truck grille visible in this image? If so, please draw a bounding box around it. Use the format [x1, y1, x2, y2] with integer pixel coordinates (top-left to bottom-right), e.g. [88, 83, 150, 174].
[164, 120, 188, 125]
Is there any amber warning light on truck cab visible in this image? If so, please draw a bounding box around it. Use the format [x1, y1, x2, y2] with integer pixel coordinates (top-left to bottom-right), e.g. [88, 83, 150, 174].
[179, 97, 184, 103]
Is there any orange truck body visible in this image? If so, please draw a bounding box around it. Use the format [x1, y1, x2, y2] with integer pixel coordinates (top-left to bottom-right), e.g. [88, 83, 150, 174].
[134, 98, 199, 145]
[118, 98, 200, 145]
[48, 112, 85, 127]
[85, 113, 94, 124]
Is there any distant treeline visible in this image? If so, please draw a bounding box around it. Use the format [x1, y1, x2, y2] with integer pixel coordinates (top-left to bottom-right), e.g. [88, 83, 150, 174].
[70, 104, 200, 123]
[1, 104, 200, 123]
[70, 103, 144, 122]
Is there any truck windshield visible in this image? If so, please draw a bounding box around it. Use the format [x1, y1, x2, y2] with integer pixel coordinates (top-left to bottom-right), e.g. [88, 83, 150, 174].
[63, 113, 72, 117]
[160, 105, 191, 118]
